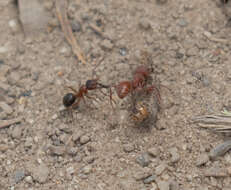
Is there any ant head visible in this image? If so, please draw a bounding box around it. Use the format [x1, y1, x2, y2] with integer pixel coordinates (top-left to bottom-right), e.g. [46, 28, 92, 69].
[63, 93, 76, 107]
[86, 79, 98, 90]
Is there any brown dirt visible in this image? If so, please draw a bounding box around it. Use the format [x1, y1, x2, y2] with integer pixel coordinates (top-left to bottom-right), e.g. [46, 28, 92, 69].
[1, 0, 231, 189]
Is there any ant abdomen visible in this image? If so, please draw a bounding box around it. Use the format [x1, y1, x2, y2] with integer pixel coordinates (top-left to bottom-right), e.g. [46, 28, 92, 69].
[63, 93, 76, 107]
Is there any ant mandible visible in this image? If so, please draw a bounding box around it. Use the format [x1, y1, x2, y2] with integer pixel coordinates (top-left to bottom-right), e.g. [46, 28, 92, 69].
[63, 78, 110, 109]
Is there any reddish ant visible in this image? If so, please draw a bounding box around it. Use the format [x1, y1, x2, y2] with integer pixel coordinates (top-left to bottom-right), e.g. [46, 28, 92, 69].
[63, 78, 110, 109]
[110, 65, 161, 105]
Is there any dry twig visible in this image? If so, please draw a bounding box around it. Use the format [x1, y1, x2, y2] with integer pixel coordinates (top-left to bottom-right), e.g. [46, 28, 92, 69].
[0, 117, 23, 129]
[56, 0, 86, 64]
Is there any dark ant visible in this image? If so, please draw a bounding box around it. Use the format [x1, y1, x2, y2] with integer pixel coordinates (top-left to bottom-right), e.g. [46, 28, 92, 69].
[63, 78, 110, 109]
[110, 65, 161, 105]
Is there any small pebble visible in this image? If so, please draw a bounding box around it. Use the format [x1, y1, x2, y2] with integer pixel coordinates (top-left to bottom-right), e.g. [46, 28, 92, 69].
[30, 164, 49, 183]
[0, 144, 9, 152]
[66, 166, 75, 175]
[156, 0, 168, 4]
[136, 153, 151, 167]
[119, 47, 127, 56]
[148, 147, 160, 157]
[72, 131, 84, 142]
[123, 143, 134, 153]
[209, 140, 231, 160]
[169, 180, 179, 190]
[20, 90, 32, 97]
[0, 60, 4, 65]
[11, 126, 23, 139]
[100, 39, 113, 51]
[59, 46, 72, 57]
[49, 146, 65, 156]
[12, 170, 25, 184]
[139, 18, 151, 30]
[169, 147, 180, 163]
[66, 147, 78, 156]
[0, 46, 8, 55]
[81, 165, 92, 175]
[157, 180, 170, 190]
[80, 135, 90, 145]
[0, 101, 13, 114]
[84, 156, 95, 164]
[204, 167, 228, 177]
[178, 18, 188, 27]
[143, 174, 156, 184]
[8, 19, 21, 33]
[24, 137, 33, 148]
[155, 163, 167, 176]
[196, 153, 209, 166]
[133, 168, 152, 180]
[43, 1, 53, 10]
[71, 20, 82, 32]
[25, 176, 33, 184]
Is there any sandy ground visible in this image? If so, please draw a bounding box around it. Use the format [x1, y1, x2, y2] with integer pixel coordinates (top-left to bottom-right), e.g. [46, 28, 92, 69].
[1, 0, 231, 189]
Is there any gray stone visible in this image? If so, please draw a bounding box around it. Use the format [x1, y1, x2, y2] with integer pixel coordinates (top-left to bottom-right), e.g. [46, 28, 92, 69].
[143, 174, 156, 184]
[59, 46, 72, 57]
[66, 147, 78, 156]
[169, 180, 179, 190]
[123, 143, 134, 153]
[178, 18, 188, 27]
[169, 147, 180, 163]
[24, 137, 33, 148]
[157, 180, 170, 190]
[80, 135, 90, 145]
[100, 39, 114, 51]
[72, 131, 84, 142]
[71, 20, 82, 32]
[0, 144, 9, 152]
[0, 102, 13, 114]
[156, 0, 168, 4]
[8, 19, 21, 33]
[133, 168, 152, 180]
[25, 176, 33, 184]
[66, 166, 75, 175]
[139, 18, 151, 30]
[81, 165, 92, 175]
[43, 1, 53, 10]
[84, 156, 95, 164]
[209, 140, 231, 160]
[204, 167, 228, 177]
[148, 147, 160, 157]
[12, 170, 25, 184]
[49, 146, 65, 156]
[196, 153, 209, 166]
[30, 164, 49, 183]
[11, 126, 23, 139]
[136, 153, 151, 167]
[18, 0, 52, 36]
[155, 163, 167, 176]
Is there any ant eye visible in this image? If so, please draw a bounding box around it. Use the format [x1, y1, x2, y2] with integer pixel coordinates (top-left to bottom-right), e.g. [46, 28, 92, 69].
[63, 93, 76, 107]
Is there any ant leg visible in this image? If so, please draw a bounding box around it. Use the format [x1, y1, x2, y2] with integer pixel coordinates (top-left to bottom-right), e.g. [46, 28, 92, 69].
[85, 94, 100, 103]
[98, 88, 116, 106]
[66, 86, 78, 94]
[145, 85, 161, 105]
[71, 98, 81, 109]
[109, 87, 116, 108]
